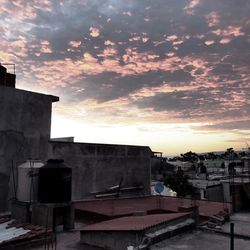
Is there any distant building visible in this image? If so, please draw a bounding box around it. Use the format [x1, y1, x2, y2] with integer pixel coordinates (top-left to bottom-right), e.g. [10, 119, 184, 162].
[203, 159, 224, 174]
[189, 179, 223, 201]
[167, 160, 194, 172]
[221, 177, 250, 211]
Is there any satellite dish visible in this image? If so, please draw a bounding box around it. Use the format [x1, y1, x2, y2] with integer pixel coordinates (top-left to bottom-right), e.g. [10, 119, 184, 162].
[154, 182, 164, 194]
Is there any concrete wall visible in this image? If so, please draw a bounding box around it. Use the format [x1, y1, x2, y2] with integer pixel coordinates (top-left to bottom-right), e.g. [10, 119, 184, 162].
[0, 84, 153, 211]
[48, 142, 152, 200]
[0, 86, 58, 211]
[81, 231, 143, 250]
[80, 214, 194, 249]
[206, 185, 223, 202]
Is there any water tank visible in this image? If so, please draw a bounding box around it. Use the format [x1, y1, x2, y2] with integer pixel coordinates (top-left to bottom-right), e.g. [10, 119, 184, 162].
[17, 160, 44, 202]
[38, 159, 72, 203]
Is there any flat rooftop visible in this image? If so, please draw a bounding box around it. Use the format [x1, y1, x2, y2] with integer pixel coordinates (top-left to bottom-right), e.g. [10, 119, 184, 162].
[81, 213, 189, 231]
[150, 230, 250, 250]
[75, 196, 231, 219]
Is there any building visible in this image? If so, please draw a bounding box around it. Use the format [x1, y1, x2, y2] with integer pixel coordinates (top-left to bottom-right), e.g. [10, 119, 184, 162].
[81, 213, 195, 250]
[189, 179, 223, 201]
[0, 65, 58, 212]
[48, 141, 152, 200]
[0, 64, 153, 213]
[75, 196, 230, 222]
[221, 177, 250, 211]
[77, 196, 230, 249]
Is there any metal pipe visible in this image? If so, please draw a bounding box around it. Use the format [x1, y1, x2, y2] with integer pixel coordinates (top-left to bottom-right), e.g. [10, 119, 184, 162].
[230, 222, 234, 250]
[11, 160, 17, 199]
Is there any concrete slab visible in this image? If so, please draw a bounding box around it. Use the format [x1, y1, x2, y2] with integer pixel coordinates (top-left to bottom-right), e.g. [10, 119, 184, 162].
[24, 230, 105, 250]
[222, 212, 250, 237]
[150, 230, 250, 250]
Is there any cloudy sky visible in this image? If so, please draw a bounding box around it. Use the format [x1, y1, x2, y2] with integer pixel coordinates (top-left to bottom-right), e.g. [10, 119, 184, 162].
[1, 0, 250, 155]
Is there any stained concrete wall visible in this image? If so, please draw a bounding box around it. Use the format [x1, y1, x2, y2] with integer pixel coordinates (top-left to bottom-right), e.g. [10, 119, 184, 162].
[48, 142, 153, 200]
[206, 185, 223, 202]
[0, 86, 58, 211]
[81, 231, 143, 250]
[0, 85, 153, 211]
[80, 214, 194, 250]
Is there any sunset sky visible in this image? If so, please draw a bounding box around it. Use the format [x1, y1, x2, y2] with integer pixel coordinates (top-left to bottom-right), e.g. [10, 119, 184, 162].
[0, 0, 249, 155]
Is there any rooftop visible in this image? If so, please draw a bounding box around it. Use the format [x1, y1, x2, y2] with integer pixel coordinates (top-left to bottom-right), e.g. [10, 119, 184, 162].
[75, 196, 231, 219]
[0, 84, 59, 102]
[0, 218, 53, 248]
[150, 230, 250, 250]
[81, 213, 189, 231]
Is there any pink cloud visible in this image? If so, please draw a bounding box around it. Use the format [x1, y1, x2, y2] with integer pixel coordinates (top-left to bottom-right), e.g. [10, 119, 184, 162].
[219, 38, 231, 44]
[205, 40, 215, 46]
[89, 26, 100, 37]
[184, 0, 200, 15]
[104, 40, 115, 46]
[205, 12, 220, 27]
[212, 26, 245, 37]
[69, 40, 82, 48]
[122, 11, 132, 16]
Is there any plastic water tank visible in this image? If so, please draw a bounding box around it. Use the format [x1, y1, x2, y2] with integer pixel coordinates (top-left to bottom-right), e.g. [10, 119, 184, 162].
[17, 160, 44, 202]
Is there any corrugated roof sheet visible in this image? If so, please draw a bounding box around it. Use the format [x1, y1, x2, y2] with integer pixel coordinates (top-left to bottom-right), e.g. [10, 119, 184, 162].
[81, 213, 189, 231]
[0, 218, 53, 247]
[0, 220, 30, 243]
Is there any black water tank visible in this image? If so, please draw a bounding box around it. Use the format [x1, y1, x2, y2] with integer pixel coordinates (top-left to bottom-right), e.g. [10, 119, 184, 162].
[38, 159, 72, 203]
[6, 73, 16, 88]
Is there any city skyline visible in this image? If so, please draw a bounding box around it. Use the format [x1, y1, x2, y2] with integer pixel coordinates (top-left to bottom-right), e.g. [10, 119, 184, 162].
[0, 0, 249, 155]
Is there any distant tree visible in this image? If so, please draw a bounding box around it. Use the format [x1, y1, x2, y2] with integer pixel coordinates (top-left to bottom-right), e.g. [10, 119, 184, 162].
[207, 152, 217, 160]
[224, 148, 239, 160]
[239, 151, 246, 157]
[198, 154, 205, 161]
[180, 151, 199, 162]
[163, 168, 196, 197]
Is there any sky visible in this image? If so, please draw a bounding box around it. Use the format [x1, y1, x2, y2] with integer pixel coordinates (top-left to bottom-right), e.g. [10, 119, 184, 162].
[0, 0, 250, 155]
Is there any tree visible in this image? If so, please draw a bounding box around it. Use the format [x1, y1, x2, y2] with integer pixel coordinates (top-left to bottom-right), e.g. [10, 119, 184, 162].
[224, 147, 239, 160]
[180, 151, 199, 162]
[163, 168, 196, 197]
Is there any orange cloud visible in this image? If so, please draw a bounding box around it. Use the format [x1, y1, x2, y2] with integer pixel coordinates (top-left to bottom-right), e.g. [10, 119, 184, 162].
[184, 0, 200, 15]
[89, 26, 100, 37]
[69, 40, 81, 48]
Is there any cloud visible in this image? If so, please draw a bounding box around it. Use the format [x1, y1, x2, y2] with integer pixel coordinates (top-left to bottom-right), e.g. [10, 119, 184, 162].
[0, 0, 249, 147]
[196, 119, 250, 132]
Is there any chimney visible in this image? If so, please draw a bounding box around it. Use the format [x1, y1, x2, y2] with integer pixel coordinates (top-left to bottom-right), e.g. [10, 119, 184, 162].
[0, 65, 7, 85]
[0, 64, 16, 88]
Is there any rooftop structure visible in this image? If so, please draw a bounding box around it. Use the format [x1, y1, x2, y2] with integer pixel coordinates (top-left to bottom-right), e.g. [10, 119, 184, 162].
[80, 212, 195, 250]
[75, 196, 231, 220]
[81, 213, 190, 231]
[48, 141, 153, 201]
[0, 64, 16, 88]
[0, 82, 58, 212]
